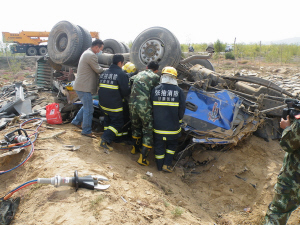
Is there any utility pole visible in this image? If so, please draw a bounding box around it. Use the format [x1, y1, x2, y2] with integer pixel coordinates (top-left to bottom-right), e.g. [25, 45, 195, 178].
[259, 41, 261, 69]
[234, 37, 236, 75]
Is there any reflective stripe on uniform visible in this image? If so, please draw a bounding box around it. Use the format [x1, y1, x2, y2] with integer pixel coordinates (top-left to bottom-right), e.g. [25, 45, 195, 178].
[116, 132, 128, 136]
[99, 83, 119, 89]
[166, 149, 175, 155]
[104, 127, 108, 130]
[100, 105, 123, 112]
[153, 128, 181, 135]
[155, 154, 165, 159]
[108, 126, 118, 135]
[153, 101, 179, 107]
[179, 119, 182, 123]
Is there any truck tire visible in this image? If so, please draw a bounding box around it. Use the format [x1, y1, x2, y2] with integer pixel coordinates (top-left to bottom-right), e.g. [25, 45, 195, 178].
[97, 53, 114, 66]
[77, 25, 92, 57]
[97, 53, 130, 67]
[121, 42, 130, 53]
[103, 39, 126, 54]
[189, 59, 215, 71]
[27, 47, 37, 56]
[130, 26, 181, 72]
[48, 20, 83, 66]
[39, 47, 47, 56]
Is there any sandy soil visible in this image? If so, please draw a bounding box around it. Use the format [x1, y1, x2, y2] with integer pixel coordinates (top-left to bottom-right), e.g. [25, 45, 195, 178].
[1, 58, 300, 225]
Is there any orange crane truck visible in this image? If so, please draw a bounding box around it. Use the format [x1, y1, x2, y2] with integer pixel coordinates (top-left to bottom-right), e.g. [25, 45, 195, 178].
[2, 31, 99, 56]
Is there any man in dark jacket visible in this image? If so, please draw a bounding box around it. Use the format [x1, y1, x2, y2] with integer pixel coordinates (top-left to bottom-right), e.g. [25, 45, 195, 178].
[151, 66, 186, 172]
[98, 54, 130, 151]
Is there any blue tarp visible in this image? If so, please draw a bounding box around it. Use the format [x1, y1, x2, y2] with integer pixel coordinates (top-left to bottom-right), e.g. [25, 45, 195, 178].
[184, 87, 242, 130]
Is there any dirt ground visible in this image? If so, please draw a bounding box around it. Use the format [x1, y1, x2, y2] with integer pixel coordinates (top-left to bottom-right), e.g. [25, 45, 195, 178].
[1, 57, 300, 225]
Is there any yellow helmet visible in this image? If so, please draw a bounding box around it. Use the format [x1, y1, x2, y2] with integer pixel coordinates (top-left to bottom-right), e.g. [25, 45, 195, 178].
[162, 66, 177, 77]
[122, 62, 136, 73]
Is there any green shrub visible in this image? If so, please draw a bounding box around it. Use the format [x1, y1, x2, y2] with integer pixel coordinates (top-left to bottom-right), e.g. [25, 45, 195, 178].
[214, 39, 226, 53]
[225, 52, 235, 60]
[171, 206, 184, 217]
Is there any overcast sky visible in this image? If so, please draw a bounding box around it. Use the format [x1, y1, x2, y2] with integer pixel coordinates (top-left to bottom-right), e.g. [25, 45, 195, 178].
[1, 0, 299, 45]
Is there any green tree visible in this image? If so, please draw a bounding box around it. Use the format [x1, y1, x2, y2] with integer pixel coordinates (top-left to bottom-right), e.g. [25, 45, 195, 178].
[214, 39, 225, 53]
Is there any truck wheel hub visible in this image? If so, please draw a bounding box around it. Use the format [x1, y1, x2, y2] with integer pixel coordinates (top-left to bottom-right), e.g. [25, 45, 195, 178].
[139, 39, 164, 64]
[56, 33, 68, 52]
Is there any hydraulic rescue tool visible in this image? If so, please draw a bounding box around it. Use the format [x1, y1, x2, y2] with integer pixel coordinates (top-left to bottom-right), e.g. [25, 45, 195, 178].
[37, 170, 110, 191]
[2, 170, 110, 200]
[0, 171, 110, 225]
[1, 128, 29, 147]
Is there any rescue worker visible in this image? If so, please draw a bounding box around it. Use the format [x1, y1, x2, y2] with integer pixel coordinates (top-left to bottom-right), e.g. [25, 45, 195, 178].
[151, 67, 186, 173]
[71, 39, 104, 138]
[98, 54, 130, 151]
[123, 62, 137, 78]
[114, 62, 138, 144]
[264, 115, 300, 224]
[188, 45, 194, 52]
[129, 61, 160, 166]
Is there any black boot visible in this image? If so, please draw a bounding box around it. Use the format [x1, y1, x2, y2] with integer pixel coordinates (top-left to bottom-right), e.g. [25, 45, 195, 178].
[156, 159, 164, 171]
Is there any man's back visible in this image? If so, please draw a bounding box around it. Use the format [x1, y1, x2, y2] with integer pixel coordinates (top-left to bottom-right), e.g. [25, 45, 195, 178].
[98, 64, 130, 112]
[130, 69, 160, 102]
[74, 48, 103, 94]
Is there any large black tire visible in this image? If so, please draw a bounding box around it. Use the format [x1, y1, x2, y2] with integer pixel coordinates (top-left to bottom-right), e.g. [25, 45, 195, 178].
[97, 53, 130, 67]
[189, 59, 215, 71]
[38, 46, 47, 56]
[27, 47, 37, 56]
[103, 39, 126, 54]
[97, 53, 114, 66]
[130, 27, 181, 72]
[77, 25, 92, 56]
[48, 20, 83, 66]
[121, 42, 130, 53]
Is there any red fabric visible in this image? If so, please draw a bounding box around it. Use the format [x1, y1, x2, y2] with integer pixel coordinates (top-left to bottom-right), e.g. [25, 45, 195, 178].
[46, 103, 62, 124]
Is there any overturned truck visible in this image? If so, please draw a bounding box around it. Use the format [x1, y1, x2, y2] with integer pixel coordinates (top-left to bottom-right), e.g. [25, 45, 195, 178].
[46, 20, 296, 151]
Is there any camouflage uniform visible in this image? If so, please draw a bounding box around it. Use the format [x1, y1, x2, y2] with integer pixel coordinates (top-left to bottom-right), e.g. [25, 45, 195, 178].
[129, 69, 160, 148]
[265, 119, 300, 225]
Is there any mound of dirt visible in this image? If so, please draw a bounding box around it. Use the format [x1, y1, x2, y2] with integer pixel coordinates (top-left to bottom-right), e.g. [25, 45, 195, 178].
[0, 123, 294, 224]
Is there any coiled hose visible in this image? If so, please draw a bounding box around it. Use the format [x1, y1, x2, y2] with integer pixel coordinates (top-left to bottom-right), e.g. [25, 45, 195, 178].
[0, 118, 43, 175]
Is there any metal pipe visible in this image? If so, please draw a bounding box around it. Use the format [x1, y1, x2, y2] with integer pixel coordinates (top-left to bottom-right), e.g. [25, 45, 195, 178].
[260, 104, 286, 114]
